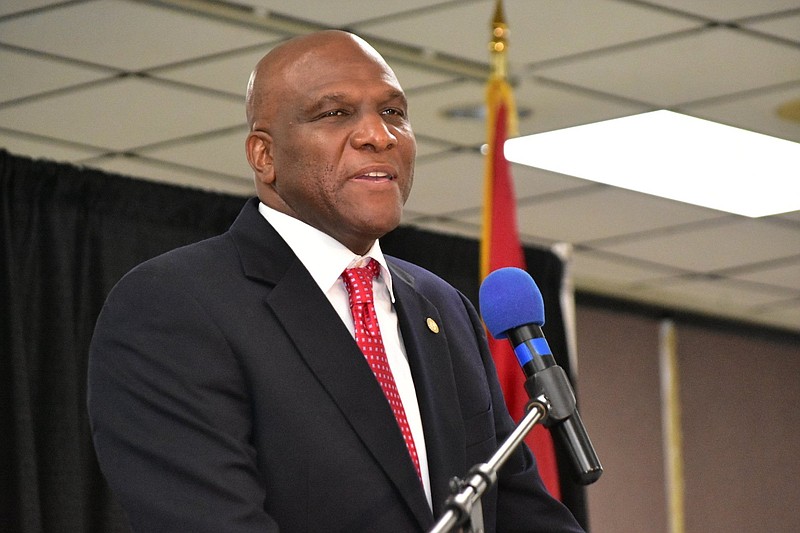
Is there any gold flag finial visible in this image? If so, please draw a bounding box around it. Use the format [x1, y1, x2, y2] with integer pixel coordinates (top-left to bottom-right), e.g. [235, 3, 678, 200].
[490, 0, 509, 79]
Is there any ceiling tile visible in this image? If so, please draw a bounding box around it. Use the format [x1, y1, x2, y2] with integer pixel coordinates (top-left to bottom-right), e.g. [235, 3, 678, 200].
[405, 151, 485, 216]
[513, 76, 648, 134]
[83, 155, 254, 196]
[406, 150, 592, 219]
[0, 0, 60, 18]
[571, 249, 686, 292]
[0, 49, 112, 103]
[0, 78, 243, 151]
[510, 187, 725, 244]
[685, 83, 800, 143]
[156, 41, 457, 103]
[414, 138, 458, 159]
[390, 64, 460, 93]
[627, 275, 794, 323]
[512, 163, 593, 200]
[731, 258, 800, 291]
[536, 26, 800, 107]
[0, 0, 275, 70]
[1, 0, 797, 334]
[601, 218, 800, 272]
[751, 299, 800, 333]
[357, 0, 699, 67]
[777, 211, 800, 223]
[744, 11, 800, 42]
[154, 47, 276, 96]
[235, 0, 454, 27]
[646, 0, 800, 21]
[142, 126, 252, 181]
[0, 133, 103, 162]
[407, 76, 646, 147]
[408, 147, 586, 215]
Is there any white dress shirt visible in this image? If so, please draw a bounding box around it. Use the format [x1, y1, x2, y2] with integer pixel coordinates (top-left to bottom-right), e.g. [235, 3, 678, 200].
[258, 202, 432, 508]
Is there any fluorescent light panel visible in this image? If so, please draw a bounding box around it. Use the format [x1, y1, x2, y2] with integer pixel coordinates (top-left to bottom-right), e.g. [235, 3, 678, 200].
[504, 110, 800, 217]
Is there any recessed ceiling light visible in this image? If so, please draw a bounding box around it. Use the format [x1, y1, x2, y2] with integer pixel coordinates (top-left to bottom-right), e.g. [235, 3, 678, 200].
[504, 110, 800, 217]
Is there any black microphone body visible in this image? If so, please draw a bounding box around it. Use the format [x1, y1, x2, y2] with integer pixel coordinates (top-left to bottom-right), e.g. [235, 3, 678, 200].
[507, 324, 602, 485]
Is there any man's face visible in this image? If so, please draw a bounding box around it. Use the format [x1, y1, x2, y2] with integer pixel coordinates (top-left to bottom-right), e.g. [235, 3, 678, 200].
[248, 35, 416, 254]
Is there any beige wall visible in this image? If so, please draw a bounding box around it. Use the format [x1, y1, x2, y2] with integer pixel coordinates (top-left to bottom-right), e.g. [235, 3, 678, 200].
[575, 302, 800, 533]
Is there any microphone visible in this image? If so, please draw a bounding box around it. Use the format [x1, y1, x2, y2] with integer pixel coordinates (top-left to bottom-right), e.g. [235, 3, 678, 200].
[479, 267, 602, 485]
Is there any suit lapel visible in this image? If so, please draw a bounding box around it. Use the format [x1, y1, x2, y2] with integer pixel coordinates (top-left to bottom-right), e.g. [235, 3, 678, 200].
[229, 201, 433, 528]
[389, 262, 467, 518]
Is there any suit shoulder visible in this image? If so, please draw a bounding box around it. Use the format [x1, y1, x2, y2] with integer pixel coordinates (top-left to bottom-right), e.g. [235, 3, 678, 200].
[386, 256, 449, 288]
[112, 232, 236, 295]
[385, 255, 471, 305]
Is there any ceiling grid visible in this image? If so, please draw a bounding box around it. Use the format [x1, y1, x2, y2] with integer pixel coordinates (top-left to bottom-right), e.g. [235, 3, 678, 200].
[1, 0, 798, 332]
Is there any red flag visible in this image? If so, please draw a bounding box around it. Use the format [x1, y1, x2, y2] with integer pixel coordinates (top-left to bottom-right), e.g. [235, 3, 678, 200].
[480, 73, 563, 500]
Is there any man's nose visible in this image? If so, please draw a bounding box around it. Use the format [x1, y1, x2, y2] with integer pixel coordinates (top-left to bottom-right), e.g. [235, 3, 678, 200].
[350, 113, 397, 152]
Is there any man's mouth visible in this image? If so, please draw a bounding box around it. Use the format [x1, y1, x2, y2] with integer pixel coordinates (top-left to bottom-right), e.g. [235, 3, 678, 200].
[355, 171, 394, 181]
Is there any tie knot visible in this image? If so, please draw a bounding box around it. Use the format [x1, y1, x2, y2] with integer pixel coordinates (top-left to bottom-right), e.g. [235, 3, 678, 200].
[342, 259, 380, 305]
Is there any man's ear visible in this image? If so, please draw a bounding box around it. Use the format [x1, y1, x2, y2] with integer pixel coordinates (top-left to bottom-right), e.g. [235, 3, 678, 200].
[245, 130, 274, 185]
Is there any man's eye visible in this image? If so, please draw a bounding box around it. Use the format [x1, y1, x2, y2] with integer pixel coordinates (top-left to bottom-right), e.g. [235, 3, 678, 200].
[323, 110, 347, 117]
[382, 108, 405, 117]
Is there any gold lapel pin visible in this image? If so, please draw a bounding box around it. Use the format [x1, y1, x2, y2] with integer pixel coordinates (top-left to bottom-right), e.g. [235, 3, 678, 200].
[426, 317, 440, 334]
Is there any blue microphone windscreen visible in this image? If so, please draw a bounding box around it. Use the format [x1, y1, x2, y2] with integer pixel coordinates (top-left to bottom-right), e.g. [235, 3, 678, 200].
[479, 267, 545, 339]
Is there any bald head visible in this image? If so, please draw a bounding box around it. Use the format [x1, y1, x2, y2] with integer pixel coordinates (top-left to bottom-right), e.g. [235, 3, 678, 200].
[245, 30, 395, 130]
[242, 30, 415, 254]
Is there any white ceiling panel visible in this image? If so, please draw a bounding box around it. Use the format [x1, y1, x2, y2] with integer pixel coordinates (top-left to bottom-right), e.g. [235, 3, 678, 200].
[142, 126, 252, 180]
[1, 0, 798, 333]
[647, 0, 800, 21]
[405, 151, 486, 216]
[387, 63, 460, 93]
[0, 131, 103, 162]
[357, 0, 699, 67]
[0, 78, 242, 151]
[0, 0, 274, 70]
[413, 138, 458, 158]
[536, 26, 800, 107]
[601, 218, 800, 272]
[408, 150, 591, 218]
[744, 11, 800, 42]
[83, 154, 254, 196]
[405, 79, 491, 146]
[731, 259, 800, 291]
[0, 48, 111, 103]
[752, 300, 800, 332]
[155, 47, 278, 96]
[235, 0, 455, 27]
[685, 83, 800, 142]
[629, 275, 795, 321]
[406, 76, 646, 147]
[511, 163, 593, 200]
[0, 0, 61, 18]
[511, 187, 727, 244]
[778, 211, 800, 223]
[571, 249, 687, 289]
[512, 76, 648, 134]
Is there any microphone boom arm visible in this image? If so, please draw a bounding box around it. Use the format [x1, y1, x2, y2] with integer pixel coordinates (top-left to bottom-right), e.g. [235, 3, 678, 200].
[428, 395, 550, 533]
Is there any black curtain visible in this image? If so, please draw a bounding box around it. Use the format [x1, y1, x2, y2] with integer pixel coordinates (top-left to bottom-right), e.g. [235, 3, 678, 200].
[1, 149, 586, 532]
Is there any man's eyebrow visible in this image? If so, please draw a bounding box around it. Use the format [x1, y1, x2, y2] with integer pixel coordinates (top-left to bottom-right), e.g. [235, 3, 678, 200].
[303, 93, 350, 115]
[384, 89, 408, 107]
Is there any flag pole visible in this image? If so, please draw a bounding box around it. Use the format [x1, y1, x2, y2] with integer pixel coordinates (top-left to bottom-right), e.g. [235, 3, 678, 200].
[659, 320, 686, 533]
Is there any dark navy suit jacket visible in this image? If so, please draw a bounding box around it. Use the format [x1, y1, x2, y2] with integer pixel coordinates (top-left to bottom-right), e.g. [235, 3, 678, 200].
[88, 198, 583, 532]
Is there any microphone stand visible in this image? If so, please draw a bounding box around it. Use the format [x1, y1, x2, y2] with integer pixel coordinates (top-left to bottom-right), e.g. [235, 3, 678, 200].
[428, 395, 550, 533]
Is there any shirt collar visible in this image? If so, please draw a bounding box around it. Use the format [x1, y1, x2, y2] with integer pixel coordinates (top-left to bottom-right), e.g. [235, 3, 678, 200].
[258, 202, 396, 302]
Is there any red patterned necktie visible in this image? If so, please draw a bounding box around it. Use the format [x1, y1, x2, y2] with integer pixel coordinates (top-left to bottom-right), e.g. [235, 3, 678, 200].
[341, 259, 422, 480]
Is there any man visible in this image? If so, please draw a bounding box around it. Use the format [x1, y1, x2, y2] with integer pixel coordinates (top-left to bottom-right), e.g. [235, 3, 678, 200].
[88, 30, 584, 532]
